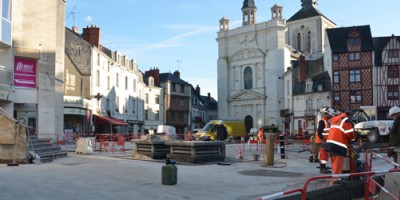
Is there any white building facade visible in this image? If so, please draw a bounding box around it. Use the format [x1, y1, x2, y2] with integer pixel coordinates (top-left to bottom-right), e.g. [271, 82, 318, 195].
[143, 76, 164, 133]
[217, 2, 291, 132]
[64, 26, 145, 138]
[0, 0, 65, 141]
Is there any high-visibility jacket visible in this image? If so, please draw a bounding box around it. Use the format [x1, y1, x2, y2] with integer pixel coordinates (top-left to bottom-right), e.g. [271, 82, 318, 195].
[326, 113, 355, 156]
[315, 117, 330, 144]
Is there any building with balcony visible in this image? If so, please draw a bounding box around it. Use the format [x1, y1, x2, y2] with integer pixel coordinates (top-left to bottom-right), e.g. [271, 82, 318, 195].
[190, 85, 208, 131]
[64, 25, 145, 138]
[0, 0, 65, 141]
[284, 56, 331, 135]
[143, 73, 164, 133]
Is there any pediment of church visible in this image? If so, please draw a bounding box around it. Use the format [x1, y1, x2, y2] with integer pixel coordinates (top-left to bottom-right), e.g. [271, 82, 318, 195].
[228, 90, 266, 101]
[231, 48, 265, 62]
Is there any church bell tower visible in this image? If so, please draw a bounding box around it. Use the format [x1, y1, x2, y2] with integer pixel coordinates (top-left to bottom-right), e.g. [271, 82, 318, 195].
[242, 0, 257, 26]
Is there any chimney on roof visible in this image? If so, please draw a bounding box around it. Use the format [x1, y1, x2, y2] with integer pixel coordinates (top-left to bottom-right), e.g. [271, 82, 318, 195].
[196, 85, 200, 94]
[145, 68, 160, 85]
[82, 25, 100, 47]
[173, 70, 180, 78]
[208, 93, 211, 99]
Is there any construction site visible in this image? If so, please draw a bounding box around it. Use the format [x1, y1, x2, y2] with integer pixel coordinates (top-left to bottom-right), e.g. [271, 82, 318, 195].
[1, 112, 400, 200]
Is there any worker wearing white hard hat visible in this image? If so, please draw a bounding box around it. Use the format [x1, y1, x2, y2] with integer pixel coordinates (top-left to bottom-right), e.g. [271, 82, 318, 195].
[216, 120, 227, 141]
[387, 106, 400, 163]
[315, 107, 334, 174]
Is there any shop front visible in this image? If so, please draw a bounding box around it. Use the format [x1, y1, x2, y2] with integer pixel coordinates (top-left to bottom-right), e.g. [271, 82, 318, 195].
[93, 115, 129, 135]
[63, 96, 93, 141]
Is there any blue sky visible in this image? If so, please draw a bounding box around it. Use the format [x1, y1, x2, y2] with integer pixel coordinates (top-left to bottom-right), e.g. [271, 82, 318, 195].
[65, 0, 400, 99]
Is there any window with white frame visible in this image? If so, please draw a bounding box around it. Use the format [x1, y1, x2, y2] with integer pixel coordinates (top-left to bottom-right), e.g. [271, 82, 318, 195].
[125, 76, 128, 90]
[286, 80, 289, 95]
[306, 99, 313, 111]
[97, 53, 100, 65]
[333, 71, 339, 83]
[155, 95, 160, 104]
[115, 96, 119, 112]
[350, 90, 362, 103]
[349, 69, 361, 83]
[349, 52, 360, 61]
[116, 73, 119, 87]
[125, 98, 128, 113]
[333, 54, 338, 61]
[305, 81, 313, 93]
[132, 99, 136, 114]
[107, 76, 110, 90]
[96, 70, 100, 87]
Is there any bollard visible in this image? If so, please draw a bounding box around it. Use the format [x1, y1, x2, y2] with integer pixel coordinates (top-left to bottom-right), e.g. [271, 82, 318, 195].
[265, 132, 275, 166]
[162, 159, 177, 185]
[188, 131, 192, 141]
[395, 148, 400, 168]
[279, 134, 286, 159]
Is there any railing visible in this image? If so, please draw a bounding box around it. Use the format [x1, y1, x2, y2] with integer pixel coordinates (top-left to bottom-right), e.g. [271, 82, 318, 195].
[94, 134, 126, 153]
[364, 148, 400, 200]
[257, 148, 400, 200]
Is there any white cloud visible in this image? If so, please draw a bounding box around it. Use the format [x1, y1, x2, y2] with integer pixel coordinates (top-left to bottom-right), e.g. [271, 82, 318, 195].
[124, 25, 217, 54]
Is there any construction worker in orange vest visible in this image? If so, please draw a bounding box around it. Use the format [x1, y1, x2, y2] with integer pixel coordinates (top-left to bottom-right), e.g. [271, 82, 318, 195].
[325, 110, 356, 182]
[315, 107, 335, 174]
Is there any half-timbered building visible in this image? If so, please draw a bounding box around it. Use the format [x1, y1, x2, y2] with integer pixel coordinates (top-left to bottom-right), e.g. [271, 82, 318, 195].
[373, 35, 400, 119]
[325, 26, 374, 111]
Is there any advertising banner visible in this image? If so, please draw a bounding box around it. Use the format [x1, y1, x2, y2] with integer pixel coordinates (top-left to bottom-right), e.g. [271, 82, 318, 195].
[14, 58, 36, 88]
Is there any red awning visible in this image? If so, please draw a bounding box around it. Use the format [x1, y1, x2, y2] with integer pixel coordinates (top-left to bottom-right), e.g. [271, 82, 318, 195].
[94, 115, 128, 126]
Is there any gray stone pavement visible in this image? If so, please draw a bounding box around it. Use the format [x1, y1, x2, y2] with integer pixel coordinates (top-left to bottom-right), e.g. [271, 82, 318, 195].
[0, 140, 393, 200]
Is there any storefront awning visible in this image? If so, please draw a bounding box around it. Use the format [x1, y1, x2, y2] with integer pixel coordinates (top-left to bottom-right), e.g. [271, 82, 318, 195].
[94, 115, 128, 126]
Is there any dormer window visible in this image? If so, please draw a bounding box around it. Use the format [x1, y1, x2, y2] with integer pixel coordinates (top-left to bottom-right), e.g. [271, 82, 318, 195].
[347, 37, 361, 46]
[347, 28, 361, 52]
[305, 81, 313, 93]
[149, 77, 154, 87]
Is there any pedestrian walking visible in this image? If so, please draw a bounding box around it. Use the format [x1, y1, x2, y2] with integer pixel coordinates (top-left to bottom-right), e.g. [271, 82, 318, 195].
[325, 110, 356, 183]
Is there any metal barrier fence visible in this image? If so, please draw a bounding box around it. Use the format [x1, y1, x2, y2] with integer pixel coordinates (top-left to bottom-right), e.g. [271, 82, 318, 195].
[364, 148, 400, 200]
[94, 134, 126, 153]
[257, 148, 400, 200]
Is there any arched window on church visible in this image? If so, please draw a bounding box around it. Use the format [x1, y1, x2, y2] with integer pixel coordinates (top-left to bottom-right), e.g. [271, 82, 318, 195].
[244, 67, 253, 90]
[307, 31, 311, 53]
[297, 33, 302, 51]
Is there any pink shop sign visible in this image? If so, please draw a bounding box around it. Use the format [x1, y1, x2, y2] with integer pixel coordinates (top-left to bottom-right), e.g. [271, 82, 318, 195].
[14, 74, 36, 88]
[14, 58, 37, 88]
[14, 58, 36, 75]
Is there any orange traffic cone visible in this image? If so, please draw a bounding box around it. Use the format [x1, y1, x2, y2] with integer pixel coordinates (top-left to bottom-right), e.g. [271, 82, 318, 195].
[238, 147, 243, 159]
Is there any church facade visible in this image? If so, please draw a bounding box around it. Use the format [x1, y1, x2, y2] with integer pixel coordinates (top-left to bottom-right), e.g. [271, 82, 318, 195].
[216, 0, 335, 133]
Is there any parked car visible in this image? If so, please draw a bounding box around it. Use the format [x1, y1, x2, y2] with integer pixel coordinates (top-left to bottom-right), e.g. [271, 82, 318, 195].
[156, 125, 176, 138]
